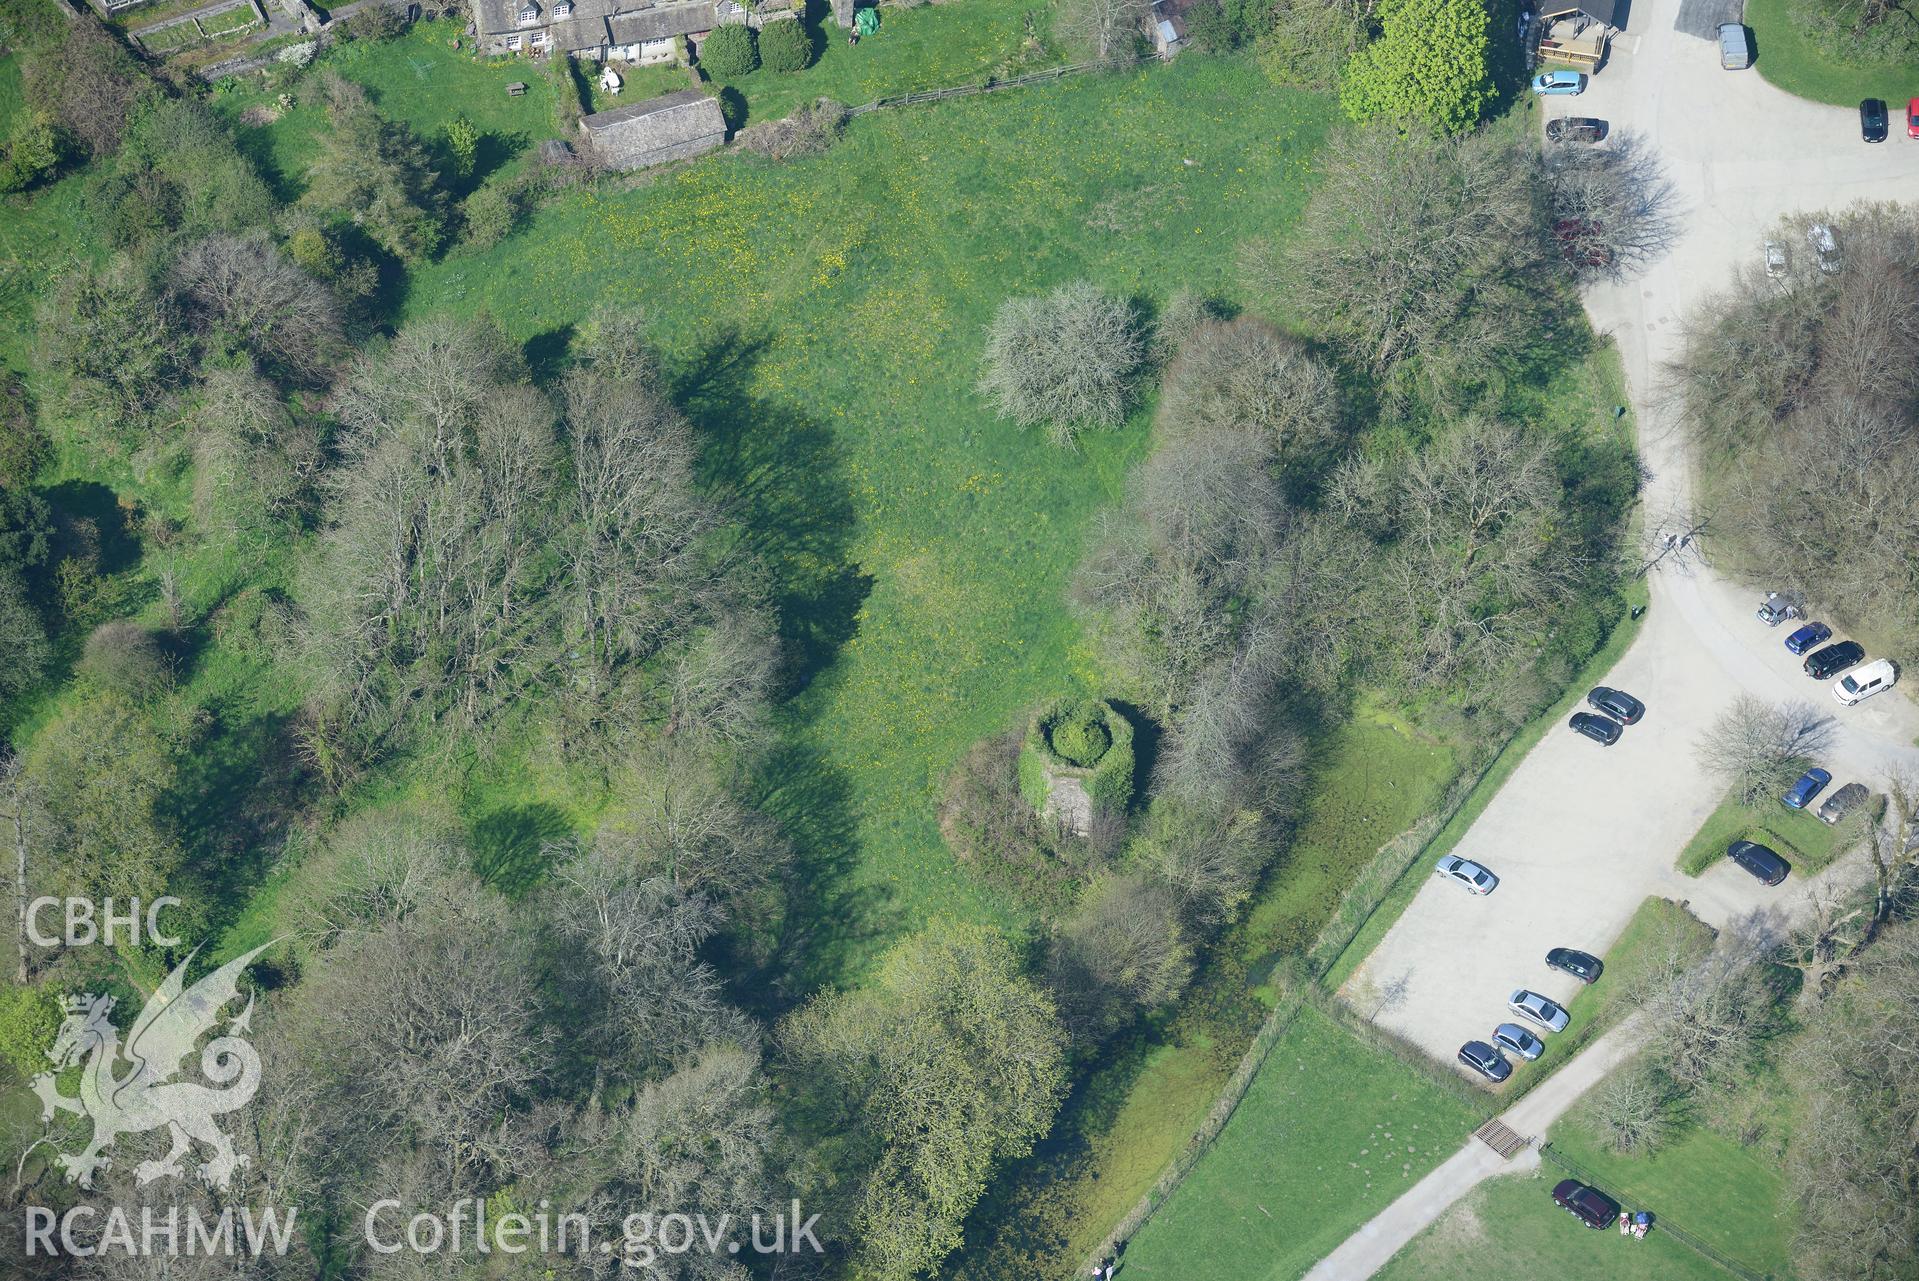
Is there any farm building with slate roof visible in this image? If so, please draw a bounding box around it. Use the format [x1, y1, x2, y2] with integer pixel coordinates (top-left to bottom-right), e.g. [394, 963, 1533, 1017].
[579, 89, 728, 170]
[470, 0, 715, 59]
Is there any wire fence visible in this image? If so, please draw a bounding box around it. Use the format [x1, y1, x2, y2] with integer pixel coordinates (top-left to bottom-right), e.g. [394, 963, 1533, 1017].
[1537, 1143, 1774, 1281]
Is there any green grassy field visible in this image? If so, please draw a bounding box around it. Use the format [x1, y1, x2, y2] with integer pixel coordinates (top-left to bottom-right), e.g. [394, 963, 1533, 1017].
[1548, 1120, 1795, 1276]
[390, 56, 1343, 984]
[1677, 783, 1850, 877]
[1114, 1005, 1487, 1281]
[1375, 1172, 1731, 1281]
[1747, 0, 1919, 106]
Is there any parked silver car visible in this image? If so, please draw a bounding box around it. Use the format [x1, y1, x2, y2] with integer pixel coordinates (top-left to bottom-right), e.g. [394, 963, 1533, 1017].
[1435, 855, 1498, 895]
[1508, 989, 1570, 1033]
[1493, 1022, 1546, 1061]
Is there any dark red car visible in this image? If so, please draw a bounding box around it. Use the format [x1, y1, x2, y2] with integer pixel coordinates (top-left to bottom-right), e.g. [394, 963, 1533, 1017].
[1553, 1178, 1621, 1229]
[1907, 97, 1919, 138]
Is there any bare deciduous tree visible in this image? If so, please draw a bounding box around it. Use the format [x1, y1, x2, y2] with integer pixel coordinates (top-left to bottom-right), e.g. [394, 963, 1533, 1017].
[1257, 126, 1549, 398]
[1589, 1062, 1678, 1154]
[1058, 0, 1152, 61]
[173, 234, 344, 383]
[977, 280, 1143, 445]
[1046, 873, 1192, 1040]
[1695, 695, 1834, 805]
[1156, 316, 1340, 458]
[1544, 130, 1680, 281]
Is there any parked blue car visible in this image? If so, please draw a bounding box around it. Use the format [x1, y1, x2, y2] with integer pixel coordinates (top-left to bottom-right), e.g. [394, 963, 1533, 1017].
[1784, 768, 1832, 810]
[1785, 622, 1833, 655]
[1532, 70, 1588, 95]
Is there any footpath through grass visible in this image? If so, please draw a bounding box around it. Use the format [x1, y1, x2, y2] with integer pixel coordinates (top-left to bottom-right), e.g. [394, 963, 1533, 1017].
[1746, 0, 1919, 105]
[1375, 1173, 1730, 1281]
[1115, 1005, 1486, 1281]
[1677, 783, 1849, 877]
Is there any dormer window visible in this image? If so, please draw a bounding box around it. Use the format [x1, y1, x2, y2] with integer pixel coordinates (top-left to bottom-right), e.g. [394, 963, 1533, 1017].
[553, 0, 572, 15]
[517, 1, 539, 24]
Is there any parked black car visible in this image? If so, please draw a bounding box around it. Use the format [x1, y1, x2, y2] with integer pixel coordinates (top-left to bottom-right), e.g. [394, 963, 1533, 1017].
[1459, 1040, 1512, 1082]
[1547, 116, 1608, 143]
[1546, 947, 1604, 983]
[1863, 97, 1891, 142]
[1553, 1179, 1621, 1229]
[1586, 686, 1644, 724]
[1728, 839, 1790, 886]
[1568, 712, 1622, 745]
[1804, 640, 1865, 680]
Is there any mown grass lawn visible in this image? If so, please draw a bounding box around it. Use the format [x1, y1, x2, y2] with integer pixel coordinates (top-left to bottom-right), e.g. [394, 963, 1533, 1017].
[1115, 1005, 1487, 1281]
[1746, 0, 1919, 107]
[1548, 1120, 1796, 1277]
[1677, 783, 1851, 877]
[1375, 1172, 1731, 1281]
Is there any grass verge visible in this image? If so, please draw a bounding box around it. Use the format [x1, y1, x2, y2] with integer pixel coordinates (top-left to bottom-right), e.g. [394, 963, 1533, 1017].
[1746, 0, 1919, 107]
[1676, 783, 1849, 877]
[1499, 897, 1714, 1094]
[1547, 1120, 1795, 1277]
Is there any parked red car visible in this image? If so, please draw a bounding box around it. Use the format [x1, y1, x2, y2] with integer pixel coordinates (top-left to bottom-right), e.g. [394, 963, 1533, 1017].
[1553, 1178, 1621, 1229]
[1907, 96, 1919, 138]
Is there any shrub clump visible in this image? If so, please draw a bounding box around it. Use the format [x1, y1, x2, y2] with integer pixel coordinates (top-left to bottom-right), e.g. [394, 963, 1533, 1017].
[978, 280, 1142, 446]
[740, 98, 847, 160]
[758, 16, 812, 71]
[700, 23, 759, 78]
[1020, 698, 1135, 819]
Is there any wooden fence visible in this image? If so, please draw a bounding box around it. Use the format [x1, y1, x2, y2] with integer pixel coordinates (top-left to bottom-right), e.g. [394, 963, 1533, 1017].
[848, 54, 1152, 116]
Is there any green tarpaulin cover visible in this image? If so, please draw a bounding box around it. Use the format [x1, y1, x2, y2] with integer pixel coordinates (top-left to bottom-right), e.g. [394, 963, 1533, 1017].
[854, 6, 878, 34]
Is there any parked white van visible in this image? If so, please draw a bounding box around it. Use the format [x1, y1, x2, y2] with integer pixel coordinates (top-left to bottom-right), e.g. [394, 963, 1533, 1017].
[1834, 659, 1896, 705]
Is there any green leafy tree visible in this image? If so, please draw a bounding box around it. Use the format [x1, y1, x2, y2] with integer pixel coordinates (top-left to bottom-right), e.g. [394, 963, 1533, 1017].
[0, 111, 67, 193]
[24, 690, 183, 904]
[303, 74, 448, 262]
[758, 16, 812, 71]
[1339, 0, 1493, 134]
[444, 114, 480, 177]
[783, 921, 1067, 1279]
[700, 23, 759, 78]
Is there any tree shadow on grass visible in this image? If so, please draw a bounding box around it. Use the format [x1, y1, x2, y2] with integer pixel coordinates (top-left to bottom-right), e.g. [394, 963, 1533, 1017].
[675, 328, 873, 698]
[736, 739, 897, 1015]
[166, 703, 311, 946]
[471, 802, 576, 895]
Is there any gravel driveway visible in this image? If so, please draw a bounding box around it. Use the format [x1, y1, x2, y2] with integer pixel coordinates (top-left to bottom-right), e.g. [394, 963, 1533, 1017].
[1343, 5, 1919, 1072]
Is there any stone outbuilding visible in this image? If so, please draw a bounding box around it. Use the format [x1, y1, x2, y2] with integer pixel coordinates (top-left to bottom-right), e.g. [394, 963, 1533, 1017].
[470, 0, 715, 60]
[578, 89, 727, 170]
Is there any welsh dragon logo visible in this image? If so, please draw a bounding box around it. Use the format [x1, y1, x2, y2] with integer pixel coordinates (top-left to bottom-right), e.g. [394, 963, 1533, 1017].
[31, 941, 275, 1191]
